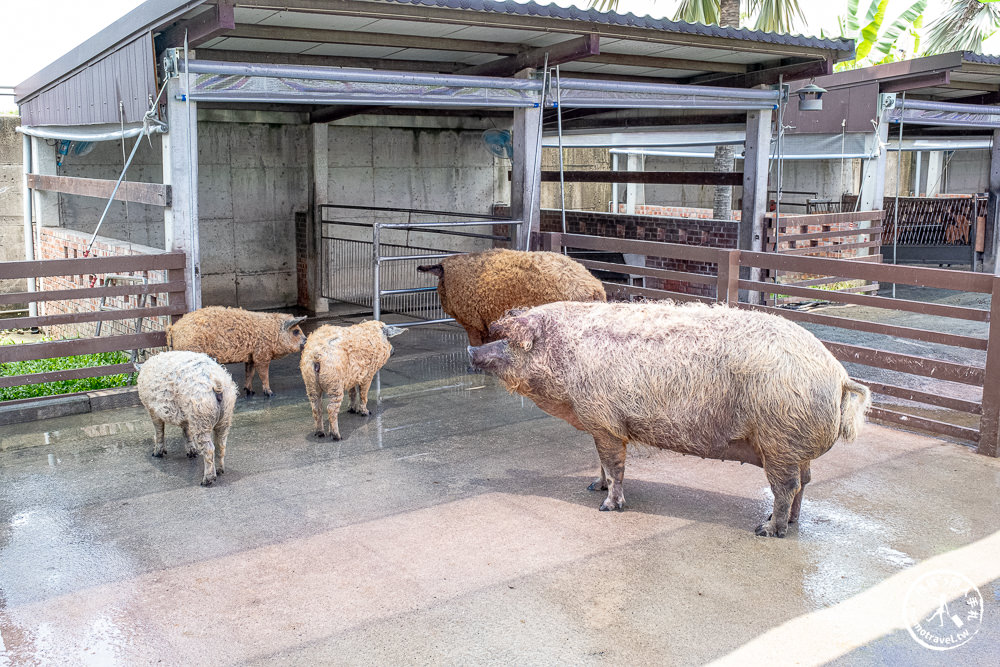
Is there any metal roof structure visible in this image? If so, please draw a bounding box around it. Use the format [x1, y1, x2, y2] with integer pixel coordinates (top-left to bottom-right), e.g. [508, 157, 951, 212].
[16, 0, 853, 127]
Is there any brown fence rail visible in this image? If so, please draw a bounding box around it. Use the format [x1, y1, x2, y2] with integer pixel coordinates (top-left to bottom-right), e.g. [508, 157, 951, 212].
[543, 232, 998, 457]
[764, 210, 884, 302]
[0, 253, 187, 391]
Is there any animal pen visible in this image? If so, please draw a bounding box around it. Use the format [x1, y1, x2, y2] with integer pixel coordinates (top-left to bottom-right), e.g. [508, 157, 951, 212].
[6, 0, 1000, 459]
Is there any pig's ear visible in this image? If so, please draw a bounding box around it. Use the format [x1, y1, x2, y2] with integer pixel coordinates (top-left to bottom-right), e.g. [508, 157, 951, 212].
[490, 315, 536, 352]
[282, 316, 307, 331]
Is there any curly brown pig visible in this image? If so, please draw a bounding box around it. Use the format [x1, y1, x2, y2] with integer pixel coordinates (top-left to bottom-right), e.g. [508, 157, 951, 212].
[417, 249, 605, 346]
[167, 306, 306, 397]
[300, 321, 405, 439]
[469, 301, 871, 538]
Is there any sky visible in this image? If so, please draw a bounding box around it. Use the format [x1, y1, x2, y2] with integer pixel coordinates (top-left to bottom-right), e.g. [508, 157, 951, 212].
[0, 0, 990, 113]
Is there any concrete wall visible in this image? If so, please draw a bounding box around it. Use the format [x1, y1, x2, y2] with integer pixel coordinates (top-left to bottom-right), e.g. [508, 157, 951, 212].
[0, 116, 24, 298]
[57, 135, 165, 248]
[540, 147, 610, 212]
[325, 118, 508, 212]
[198, 122, 309, 310]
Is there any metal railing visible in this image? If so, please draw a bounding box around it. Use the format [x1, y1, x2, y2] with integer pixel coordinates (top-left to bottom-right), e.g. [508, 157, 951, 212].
[320, 205, 522, 326]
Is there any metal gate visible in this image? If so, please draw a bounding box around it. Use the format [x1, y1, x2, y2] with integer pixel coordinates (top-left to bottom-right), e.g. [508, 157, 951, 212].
[319, 204, 522, 325]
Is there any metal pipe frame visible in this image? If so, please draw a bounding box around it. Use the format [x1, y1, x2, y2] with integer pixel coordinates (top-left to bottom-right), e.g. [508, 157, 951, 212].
[183, 93, 541, 108]
[185, 59, 545, 91]
[896, 98, 1000, 115]
[21, 134, 37, 318]
[390, 318, 456, 327]
[556, 77, 782, 101]
[552, 99, 778, 110]
[379, 252, 459, 263]
[320, 203, 507, 219]
[379, 286, 438, 296]
[379, 220, 523, 228]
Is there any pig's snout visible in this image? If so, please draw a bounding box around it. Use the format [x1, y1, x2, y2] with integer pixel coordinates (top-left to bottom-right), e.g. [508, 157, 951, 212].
[468, 340, 508, 373]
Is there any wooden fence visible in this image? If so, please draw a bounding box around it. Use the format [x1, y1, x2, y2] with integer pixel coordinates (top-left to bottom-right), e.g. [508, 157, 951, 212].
[0, 253, 187, 390]
[541, 231, 998, 458]
[765, 210, 884, 301]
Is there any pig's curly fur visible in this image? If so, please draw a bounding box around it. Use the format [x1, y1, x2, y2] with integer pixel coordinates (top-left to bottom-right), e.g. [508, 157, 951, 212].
[137, 350, 238, 486]
[166, 306, 306, 396]
[484, 300, 871, 537]
[299, 320, 395, 439]
[419, 249, 605, 346]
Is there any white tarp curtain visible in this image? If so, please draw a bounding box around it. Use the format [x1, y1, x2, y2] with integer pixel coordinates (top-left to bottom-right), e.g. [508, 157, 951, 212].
[182, 59, 781, 112]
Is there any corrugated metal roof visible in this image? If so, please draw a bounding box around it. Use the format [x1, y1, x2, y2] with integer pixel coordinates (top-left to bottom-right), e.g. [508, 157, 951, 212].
[376, 0, 854, 52]
[960, 51, 1000, 66]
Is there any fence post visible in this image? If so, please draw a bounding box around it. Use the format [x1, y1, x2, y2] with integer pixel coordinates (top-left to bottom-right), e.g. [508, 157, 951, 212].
[716, 249, 739, 304]
[978, 275, 1000, 456]
[167, 254, 188, 324]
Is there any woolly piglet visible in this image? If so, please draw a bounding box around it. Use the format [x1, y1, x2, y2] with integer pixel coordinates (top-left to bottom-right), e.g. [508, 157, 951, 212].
[469, 301, 871, 538]
[137, 351, 238, 486]
[300, 321, 405, 439]
[417, 249, 605, 346]
[167, 306, 307, 397]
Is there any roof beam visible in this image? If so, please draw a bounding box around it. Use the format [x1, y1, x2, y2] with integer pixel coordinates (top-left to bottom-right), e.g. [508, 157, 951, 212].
[235, 0, 850, 60]
[586, 52, 745, 74]
[156, 1, 235, 50]
[230, 23, 522, 55]
[198, 48, 466, 72]
[461, 34, 600, 77]
[688, 58, 830, 88]
[230, 24, 742, 76]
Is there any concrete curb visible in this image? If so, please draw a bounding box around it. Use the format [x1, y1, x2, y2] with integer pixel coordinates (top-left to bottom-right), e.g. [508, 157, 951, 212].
[0, 387, 140, 426]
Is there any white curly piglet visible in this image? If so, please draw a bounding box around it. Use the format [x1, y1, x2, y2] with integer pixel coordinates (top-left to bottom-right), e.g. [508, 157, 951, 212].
[137, 351, 238, 486]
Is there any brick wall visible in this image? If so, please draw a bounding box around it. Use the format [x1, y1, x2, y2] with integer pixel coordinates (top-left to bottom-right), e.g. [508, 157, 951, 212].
[616, 203, 742, 221]
[36, 227, 169, 339]
[494, 206, 738, 299]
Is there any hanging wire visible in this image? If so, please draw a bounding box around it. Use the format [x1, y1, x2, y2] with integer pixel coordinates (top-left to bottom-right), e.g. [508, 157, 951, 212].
[85, 76, 170, 258]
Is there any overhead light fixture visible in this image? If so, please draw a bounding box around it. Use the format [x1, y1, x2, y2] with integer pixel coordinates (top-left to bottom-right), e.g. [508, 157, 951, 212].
[795, 81, 827, 112]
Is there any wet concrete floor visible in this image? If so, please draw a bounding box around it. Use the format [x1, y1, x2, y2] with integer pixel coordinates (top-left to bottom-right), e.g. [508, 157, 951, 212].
[1, 316, 999, 665]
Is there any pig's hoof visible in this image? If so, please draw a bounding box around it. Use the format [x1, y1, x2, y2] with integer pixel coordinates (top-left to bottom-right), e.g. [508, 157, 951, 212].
[587, 479, 608, 491]
[186, 450, 197, 459]
[315, 430, 326, 438]
[466, 365, 484, 374]
[244, 388, 255, 397]
[201, 477, 216, 487]
[599, 498, 624, 511]
[264, 389, 274, 398]
[357, 408, 370, 417]
[151, 451, 164, 458]
[330, 433, 342, 441]
[754, 523, 786, 538]
[217, 467, 225, 475]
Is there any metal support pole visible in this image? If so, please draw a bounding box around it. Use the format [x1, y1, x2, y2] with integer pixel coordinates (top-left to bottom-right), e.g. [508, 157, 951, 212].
[555, 66, 567, 251]
[774, 77, 785, 252]
[893, 92, 905, 298]
[21, 134, 37, 318]
[373, 222, 382, 321]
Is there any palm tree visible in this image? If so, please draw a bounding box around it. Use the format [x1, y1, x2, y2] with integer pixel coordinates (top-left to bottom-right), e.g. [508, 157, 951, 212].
[590, 0, 805, 35]
[922, 0, 1000, 54]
